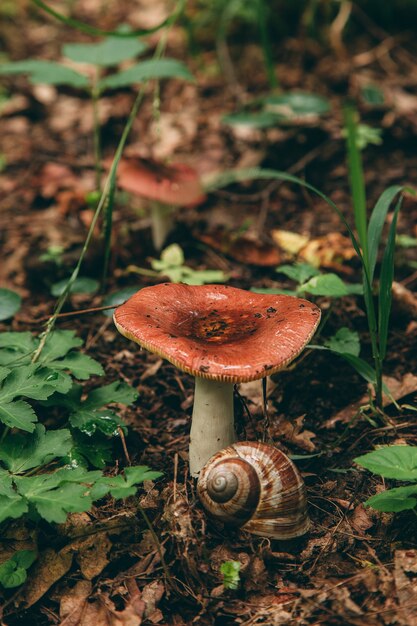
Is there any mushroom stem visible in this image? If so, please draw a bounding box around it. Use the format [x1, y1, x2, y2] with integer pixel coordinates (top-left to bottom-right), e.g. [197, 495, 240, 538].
[189, 378, 235, 477]
[150, 201, 174, 251]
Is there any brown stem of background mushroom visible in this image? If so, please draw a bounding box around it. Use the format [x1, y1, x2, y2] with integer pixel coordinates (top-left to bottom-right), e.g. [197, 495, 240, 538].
[189, 378, 235, 477]
[150, 201, 174, 251]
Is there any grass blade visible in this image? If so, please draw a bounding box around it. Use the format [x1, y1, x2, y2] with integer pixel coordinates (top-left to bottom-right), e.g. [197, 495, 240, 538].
[344, 106, 368, 265]
[367, 186, 403, 283]
[378, 197, 402, 360]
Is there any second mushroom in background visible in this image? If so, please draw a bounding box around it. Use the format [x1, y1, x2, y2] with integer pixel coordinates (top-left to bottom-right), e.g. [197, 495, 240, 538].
[113, 157, 206, 250]
[114, 283, 321, 477]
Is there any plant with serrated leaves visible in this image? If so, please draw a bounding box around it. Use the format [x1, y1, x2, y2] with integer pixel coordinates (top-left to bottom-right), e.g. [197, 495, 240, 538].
[0, 329, 162, 528]
[0, 330, 139, 465]
[355, 446, 417, 513]
[127, 243, 229, 285]
[0, 426, 161, 524]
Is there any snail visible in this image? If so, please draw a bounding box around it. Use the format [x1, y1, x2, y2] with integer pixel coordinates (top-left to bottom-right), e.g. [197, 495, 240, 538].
[197, 441, 309, 540]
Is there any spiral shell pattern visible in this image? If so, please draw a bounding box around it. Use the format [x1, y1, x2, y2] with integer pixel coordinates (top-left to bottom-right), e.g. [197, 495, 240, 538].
[197, 441, 309, 540]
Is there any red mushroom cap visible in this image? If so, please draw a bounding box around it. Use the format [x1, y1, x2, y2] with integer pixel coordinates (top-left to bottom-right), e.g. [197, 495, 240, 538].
[114, 157, 206, 206]
[114, 284, 321, 383]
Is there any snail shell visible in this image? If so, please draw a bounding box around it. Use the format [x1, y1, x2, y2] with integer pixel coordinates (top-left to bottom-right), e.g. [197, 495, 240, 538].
[197, 441, 309, 540]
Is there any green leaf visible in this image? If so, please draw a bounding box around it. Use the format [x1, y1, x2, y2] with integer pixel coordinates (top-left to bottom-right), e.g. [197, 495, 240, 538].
[378, 197, 401, 360]
[83, 381, 138, 409]
[355, 446, 417, 480]
[0, 494, 28, 524]
[63, 33, 147, 67]
[102, 287, 140, 317]
[37, 330, 83, 363]
[70, 409, 125, 437]
[15, 467, 101, 523]
[361, 84, 385, 106]
[100, 58, 193, 90]
[0, 424, 72, 474]
[160, 244, 184, 268]
[0, 400, 37, 432]
[52, 352, 104, 380]
[339, 353, 377, 384]
[179, 268, 228, 286]
[364, 485, 417, 512]
[300, 273, 352, 297]
[276, 263, 320, 284]
[367, 186, 403, 282]
[0, 549, 37, 588]
[220, 560, 241, 590]
[12, 549, 37, 570]
[0, 332, 36, 354]
[222, 111, 281, 128]
[51, 277, 99, 297]
[70, 432, 113, 469]
[324, 328, 360, 357]
[0, 365, 62, 402]
[90, 465, 162, 500]
[0, 60, 89, 88]
[264, 92, 330, 118]
[0, 288, 21, 321]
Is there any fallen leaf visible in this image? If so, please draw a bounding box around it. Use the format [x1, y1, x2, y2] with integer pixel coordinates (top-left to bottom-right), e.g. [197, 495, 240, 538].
[272, 229, 309, 255]
[349, 504, 374, 534]
[17, 547, 73, 608]
[394, 550, 417, 625]
[197, 228, 282, 266]
[298, 232, 356, 270]
[74, 532, 112, 580]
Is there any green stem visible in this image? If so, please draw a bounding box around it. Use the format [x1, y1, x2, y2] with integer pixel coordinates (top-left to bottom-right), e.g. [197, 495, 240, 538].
[257, 0, 278, 89]
[92, 70, 102, 192]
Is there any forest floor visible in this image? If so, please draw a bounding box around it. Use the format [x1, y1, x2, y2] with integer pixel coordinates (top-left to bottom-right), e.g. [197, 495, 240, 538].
[1, 1, 417, 624]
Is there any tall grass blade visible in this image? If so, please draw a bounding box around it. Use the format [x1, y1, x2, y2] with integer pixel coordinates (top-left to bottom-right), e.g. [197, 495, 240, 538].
[378, 197, 402, 360]
[344, 106, 368, 265]
[367, 186, 403, 283]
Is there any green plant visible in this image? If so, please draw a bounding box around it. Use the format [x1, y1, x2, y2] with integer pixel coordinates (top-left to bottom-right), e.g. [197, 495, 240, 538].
[206, 110, 407, 410]
[220, 560, 241, 590]
[0, 550, 37, 589]
[0, 329, 161, 527]
[223, 92, 331, 129]
[253, 262, 362, 298]
[355, 446, 417, 512]
[127, 243, 229, 285]
[0, 288, 22, 321]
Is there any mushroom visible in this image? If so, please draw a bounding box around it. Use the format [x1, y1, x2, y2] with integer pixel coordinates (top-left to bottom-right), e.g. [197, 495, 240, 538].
[113, 283, 321, 477]
[115, 157, 206, 250]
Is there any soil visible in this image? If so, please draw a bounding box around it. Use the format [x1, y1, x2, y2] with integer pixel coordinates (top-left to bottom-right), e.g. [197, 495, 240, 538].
[1, 2, 417, 625]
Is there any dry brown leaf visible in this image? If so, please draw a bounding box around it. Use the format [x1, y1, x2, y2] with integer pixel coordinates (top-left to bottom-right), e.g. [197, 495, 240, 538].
[271, 415, 316, 452]
[395, 550, 417, 626]
[60, 580, 92, 626]
[349, 503, 374, 534]
[18, 547, 73, 608]
[60, 582, 144, 626]
[141, 581, 165, 620]
[197, 228, 282, 267]
[298, 232, 356, 270]
[74, 532, 112, 580]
